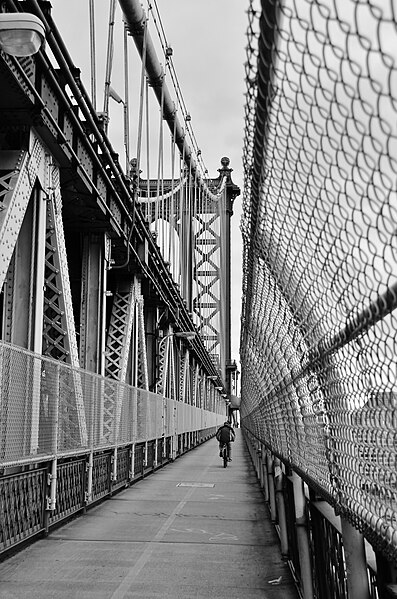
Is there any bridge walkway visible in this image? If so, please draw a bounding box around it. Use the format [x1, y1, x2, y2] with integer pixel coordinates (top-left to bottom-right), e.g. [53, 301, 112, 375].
[0, 431, 298, 598]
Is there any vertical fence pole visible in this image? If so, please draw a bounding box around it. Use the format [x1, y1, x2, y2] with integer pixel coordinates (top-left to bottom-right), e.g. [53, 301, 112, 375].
[267, 453, 277, 522]
[45, 362, 60, 532]
[257, 442, 263, 484]
[274, 458, 289, 559]
[86, 451, 93, 505]
[375, 550, 397, 598]
[292, 472, 314, 599]
[154, 438, 158, 467]
[86, 375, 96, 506]
[262, 446, 269, 502]
[130, 444, 135, 481]
[340, 515, 371, 599]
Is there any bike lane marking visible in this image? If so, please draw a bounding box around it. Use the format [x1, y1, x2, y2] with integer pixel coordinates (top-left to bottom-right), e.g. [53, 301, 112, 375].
[110, 485, 196, 599]
[110, 461, 214, 599]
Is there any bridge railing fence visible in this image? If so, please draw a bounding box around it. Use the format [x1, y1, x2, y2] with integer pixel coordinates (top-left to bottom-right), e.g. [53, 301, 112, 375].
[0, 340, 222, 469]
[241, 0, 397, 589]
[0, 340, 221, 555]
[243, 429, 396, 599]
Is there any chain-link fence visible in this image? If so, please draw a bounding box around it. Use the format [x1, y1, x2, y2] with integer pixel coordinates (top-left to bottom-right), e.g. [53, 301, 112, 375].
[241, 0, 397, 560]
[0, 341, 223, 468]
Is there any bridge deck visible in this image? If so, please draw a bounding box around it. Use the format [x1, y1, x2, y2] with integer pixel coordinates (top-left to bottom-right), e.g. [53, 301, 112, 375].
[0, 431, 298, 598]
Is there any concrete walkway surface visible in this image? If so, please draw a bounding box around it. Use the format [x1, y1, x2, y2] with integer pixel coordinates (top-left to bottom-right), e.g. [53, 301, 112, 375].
[0, 430, 299, 598]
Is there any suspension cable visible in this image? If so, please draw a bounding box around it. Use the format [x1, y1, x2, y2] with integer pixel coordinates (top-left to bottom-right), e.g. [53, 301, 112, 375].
[136, 16, 148, 177]
[123, 20, 130, 175]
[103, 0, 117, 132]
[88, 0, 97, 110]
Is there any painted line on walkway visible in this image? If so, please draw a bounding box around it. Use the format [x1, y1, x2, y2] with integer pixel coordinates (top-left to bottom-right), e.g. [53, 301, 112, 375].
[110, 461, 213, 599]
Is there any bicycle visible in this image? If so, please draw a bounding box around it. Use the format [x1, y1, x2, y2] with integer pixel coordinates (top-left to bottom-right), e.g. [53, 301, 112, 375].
[220, 443, 228, 468]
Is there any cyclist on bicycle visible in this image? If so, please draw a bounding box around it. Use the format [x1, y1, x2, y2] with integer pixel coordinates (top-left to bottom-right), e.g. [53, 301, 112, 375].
[216, 421, 235, 461]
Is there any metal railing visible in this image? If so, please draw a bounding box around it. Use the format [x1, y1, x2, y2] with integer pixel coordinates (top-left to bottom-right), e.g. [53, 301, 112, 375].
[244, 429, 393, 599]
[241, 0, 397, 573]
[0, 341, 223, 468]
[0, 340, 222, 556]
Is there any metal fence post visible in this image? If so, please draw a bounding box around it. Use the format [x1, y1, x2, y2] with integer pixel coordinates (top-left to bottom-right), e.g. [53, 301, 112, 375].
[267, 453, 277, 522]
[274, 458, 289, 559]
[375, 550, 397, 598]
[292, 472, 314, 599]
[258, 443, 264, 488]
[45, 362, 60, 532]
[255, 440, 260, 478]
[130, 443, 135, 481]
[340, 515, 371, 599]
[262, 447, 269, 502]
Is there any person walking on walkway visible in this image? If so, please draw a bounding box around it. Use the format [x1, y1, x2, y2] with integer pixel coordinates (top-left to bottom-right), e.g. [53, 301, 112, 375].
[216, 421, 235, 461]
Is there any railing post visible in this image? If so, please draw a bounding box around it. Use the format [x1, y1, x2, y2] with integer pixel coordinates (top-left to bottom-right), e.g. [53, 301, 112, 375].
[112, 447, 118, 484]
[292, 472, 314, 599]
[45, 362, 60, 532]
[144, 441, 148, 469]
[274, 458, 289, 559]
[267, 453, 277, 522]
[154, 438, 158, 467]
[130, 443, 135, 481]
[375, 550, 397, 598]
[262, 446, 269, 502]
[257, 444, 264, 487]
[340, 515, 371, 599]
[85, 451, 93, 507]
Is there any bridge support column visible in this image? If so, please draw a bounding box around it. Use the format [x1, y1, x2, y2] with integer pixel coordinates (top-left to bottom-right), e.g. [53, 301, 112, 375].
[274, 458, 289, 559]
[145, 306, 157, 391]
[292, 472, 314, 599]
[340, 516, 371, 599]
[80, 234, 105, 374]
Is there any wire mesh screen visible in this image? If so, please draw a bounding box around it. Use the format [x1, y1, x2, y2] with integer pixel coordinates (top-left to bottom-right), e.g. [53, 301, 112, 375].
[0, 341, 222, 468]
[241, 0, 397, 559]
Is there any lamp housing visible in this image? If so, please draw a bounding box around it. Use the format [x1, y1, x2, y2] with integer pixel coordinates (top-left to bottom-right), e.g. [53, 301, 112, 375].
[0, 13, 45, 57]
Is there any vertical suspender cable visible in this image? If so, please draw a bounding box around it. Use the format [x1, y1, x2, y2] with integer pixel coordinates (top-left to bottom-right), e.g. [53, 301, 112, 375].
[136, 18, 148, 181]
[192, 168, 199, 327]
[89, 0, 97, 110]
[145, 78, 150, 223]
[169, 113, 177, 276]
[103, 0, 117, 133]
[180, 121, 187, 301]
[123, 21, 130, 175]
[118, 0, 196, 175]
[155, 77, 165, 240]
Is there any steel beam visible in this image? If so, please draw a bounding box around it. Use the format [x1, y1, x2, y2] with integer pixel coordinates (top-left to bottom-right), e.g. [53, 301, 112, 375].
[118, 0, 197, 175]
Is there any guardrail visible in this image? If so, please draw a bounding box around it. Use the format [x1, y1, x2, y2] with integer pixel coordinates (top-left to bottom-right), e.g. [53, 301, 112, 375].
[0, 341, 222, 556]
[244, 428, 397, 599]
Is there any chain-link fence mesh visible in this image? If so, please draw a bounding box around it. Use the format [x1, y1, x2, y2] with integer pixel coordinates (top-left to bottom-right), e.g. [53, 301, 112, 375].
[241, 0, 397, 560]
[0, 342, 223, 468]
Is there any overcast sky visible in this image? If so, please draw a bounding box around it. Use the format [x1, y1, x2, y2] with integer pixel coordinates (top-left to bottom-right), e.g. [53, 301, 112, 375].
[50, 0, 247, 367]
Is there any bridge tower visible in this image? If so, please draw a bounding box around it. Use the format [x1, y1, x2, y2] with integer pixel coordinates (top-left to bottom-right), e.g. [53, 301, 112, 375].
[136, 156, 240, 397]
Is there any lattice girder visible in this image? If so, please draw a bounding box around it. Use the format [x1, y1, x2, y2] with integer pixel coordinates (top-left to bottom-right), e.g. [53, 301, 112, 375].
[0, 133, 46, 293]
[193, 211, 222, 355]
[103, 281, 135, 441]
[134, 279, 149, 390]
[42, 163, 87, 446]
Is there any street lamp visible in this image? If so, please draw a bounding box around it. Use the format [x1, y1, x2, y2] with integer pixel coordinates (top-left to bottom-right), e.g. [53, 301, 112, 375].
[0, 13, 45, 57]
[175, 331, 196, 341]
[158, 330, 196, 351]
